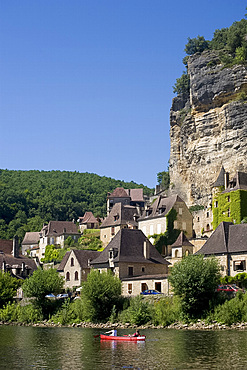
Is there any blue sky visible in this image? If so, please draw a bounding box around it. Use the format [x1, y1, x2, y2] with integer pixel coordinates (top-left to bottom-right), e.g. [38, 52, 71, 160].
[0, 1, 246, 188]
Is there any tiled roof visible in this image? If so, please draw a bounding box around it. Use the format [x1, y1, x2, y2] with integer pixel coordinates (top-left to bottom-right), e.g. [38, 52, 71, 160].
[171, 232, 194, 248]
[22, 232, 40, 245]
[138, 194, 182, 221]
[57, 250, 100, 271]
[196, 221, 234, 255]
[91, 228, 169, 265]
[0, 240, 13, 254]
[212, 166, 226, 187]
[78, 212, 98, 224]
[100, 203, 138, 228]
[107, 187, 130, 198]
[107, 188, 144, 202]
[0, 253, 37, 271]
[42, 221, 80, 236]
[222, 171, 247, 193]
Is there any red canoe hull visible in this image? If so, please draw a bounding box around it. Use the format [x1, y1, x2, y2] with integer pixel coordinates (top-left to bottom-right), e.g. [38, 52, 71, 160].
[100, 334, 146, 341]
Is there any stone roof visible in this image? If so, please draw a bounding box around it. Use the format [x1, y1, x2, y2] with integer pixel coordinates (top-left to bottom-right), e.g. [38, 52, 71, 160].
[107, 187, 130, 198]
[0, 251, 37, 274]
[222, 171, 247, 193]
[0, 239, 13, 254]
[196, 222, 247, 255]
[212, 166, 226, 188]
[138, 194, 183, 221]
[22, 232, 40, 245]
[107, 187, 144, 202]
[91, 228, 169, 266]
[78, 212, 98, 224]
[57, 249, 100, 271]
[100, 203, 138, 228]
[171, 232, 194, 248]
[41, 221, 80, 237]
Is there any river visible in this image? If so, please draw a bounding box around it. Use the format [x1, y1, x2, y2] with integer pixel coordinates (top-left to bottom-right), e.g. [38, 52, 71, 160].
[0, 325, 246, 369]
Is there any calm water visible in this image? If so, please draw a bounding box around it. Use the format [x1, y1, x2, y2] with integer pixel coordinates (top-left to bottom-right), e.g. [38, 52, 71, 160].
[0, 325, 247, 369]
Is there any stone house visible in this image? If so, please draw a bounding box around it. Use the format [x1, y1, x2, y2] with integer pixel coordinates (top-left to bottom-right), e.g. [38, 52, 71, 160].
[57, 249, 100, 290]
[107, 187, 146, 215]
[77, 212, 99, 233]
[196, 221, 247, 277]
[91, 228, 170, 296]
[138, 194, 193, 246]
[21, 232, 40, 255]
[0, 237, 37, 279]
[100, 202, 138, 248]
[169, 232, 194, 265]
[212, 168, 247, 229]
[39, 221, 81, 260]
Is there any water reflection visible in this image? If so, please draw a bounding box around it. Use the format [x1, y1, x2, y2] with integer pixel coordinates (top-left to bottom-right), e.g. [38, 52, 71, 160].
[1, 326, 247, 369]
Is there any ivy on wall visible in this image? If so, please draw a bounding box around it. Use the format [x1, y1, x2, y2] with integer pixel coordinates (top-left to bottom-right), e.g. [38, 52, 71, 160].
[212, 189, 247, 229]
[151, 208, 180, 254]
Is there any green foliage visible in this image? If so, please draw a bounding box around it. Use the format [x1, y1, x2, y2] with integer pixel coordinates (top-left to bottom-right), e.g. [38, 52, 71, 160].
[212, 190, 247, 229]
[157, 170, 170, 190]
[22, 268, 64, 318]
[173, 72, 190, 97]
[184, 36, 209, 55]
[118, 296, 152, 326]
[0, 169, 153, 241]
[213, 291, 247, 325]
[0, 271, 20, 308]
[41, 244, 70, 263]
[152, 208, 180, 254]
[221, 272, 247, 289]
[78, 232, 102, 250]
[81, 270, 122, 322]
[189, 205, 205, 212]
[169, 255, 221, 319]
[153, 296, 181, 326]
[0, 302, 43, 323]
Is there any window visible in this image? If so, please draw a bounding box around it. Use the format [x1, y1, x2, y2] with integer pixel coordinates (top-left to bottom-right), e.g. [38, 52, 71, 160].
[155, 282, 161, 292]
[197, 217, 200, 222]
[128, 284, 132, 294]
[185, 249, 189, 256]
[179, 208, 182, 215]
[71, 258, 74, 267]
[234, 261, 246, 271]
[111, 227, 115, 236]
[141, 267, 145, 273]
[206, 224, 210, 231]
[74, 271, 78, 280]
[66, 272, 70, 281]
[50, 237, 54, 244]
[141, 283, 148, 292]
[175, 250, 179, 258]
[207, 212, 209, 218]
[128, 266, 133, 276]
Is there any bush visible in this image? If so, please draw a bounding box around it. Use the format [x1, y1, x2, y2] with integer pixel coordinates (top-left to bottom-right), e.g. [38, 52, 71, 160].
[213, 291, 247, 325]
[169, 255, 221, 319]
[153, 296, 181, 327]
[118, 296, 152, 326]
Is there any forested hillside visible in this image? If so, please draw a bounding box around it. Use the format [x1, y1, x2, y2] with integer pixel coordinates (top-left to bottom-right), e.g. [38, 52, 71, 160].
[0, 170, 153, 241]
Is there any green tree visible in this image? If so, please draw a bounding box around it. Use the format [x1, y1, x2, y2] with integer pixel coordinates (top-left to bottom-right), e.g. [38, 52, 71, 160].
[184, 36, 209, 55]
[0, 271, 20, 308]
[157, 170, 170, 191]
[78, 232, 102, 250]
[81, 270, 122, 322]
[22, 268, 64, 318]
[173, 72, 190, 98]
[169, 255, 221, 319]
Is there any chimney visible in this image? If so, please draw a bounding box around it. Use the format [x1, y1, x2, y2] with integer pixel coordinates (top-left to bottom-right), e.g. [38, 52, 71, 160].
[12, 235, 19, 258]
[143, 240, 150, 260]
[224, 172, 229, 189]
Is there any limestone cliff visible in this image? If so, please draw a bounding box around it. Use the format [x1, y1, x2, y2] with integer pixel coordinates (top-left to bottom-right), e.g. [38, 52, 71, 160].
[169, 50, 247, 207]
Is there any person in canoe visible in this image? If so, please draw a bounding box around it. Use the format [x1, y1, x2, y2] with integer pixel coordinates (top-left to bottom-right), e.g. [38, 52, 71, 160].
[129, 330, 140, 337]
[105, 329, 117, 336]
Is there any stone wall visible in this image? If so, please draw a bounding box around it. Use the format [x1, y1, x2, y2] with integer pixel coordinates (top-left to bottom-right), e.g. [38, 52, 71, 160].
[169, 50, 247, 207]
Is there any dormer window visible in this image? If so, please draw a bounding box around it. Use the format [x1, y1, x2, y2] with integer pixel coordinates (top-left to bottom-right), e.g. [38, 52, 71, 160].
[114, 214, 119, 221]
[159, 207, 166, 215]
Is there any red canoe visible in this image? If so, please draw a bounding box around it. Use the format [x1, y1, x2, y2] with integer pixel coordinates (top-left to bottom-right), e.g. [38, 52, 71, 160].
[100, 334, 146, 341]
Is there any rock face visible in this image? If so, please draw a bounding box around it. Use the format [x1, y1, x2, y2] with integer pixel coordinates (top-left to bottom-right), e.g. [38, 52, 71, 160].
[169, 50, 247, 207]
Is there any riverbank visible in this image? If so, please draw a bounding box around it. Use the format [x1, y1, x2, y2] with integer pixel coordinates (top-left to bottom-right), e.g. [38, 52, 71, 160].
[1, 319, 247, 330]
